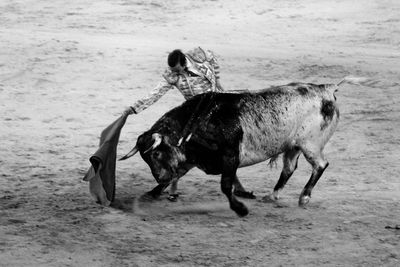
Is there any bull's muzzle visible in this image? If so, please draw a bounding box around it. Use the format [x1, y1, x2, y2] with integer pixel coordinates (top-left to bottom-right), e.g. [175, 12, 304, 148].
[151, 167, 174, 185]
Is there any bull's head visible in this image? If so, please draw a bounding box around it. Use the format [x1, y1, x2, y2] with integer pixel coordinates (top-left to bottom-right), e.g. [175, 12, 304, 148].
[120, 133, 186, 184]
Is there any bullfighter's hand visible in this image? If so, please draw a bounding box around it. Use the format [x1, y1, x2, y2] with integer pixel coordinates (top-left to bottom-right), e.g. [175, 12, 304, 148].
[123, 106, 136, 116]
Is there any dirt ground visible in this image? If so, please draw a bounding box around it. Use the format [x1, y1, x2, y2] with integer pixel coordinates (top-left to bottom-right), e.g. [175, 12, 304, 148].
[0, 0, 399, 266]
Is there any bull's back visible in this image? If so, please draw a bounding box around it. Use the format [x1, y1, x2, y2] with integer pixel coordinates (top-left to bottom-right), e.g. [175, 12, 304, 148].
[159, 84, 338, 171]
[236, 83, 339, 167]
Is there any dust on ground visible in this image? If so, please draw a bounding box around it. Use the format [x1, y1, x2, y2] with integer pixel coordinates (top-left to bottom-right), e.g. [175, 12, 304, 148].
[1, 0, 399, 266]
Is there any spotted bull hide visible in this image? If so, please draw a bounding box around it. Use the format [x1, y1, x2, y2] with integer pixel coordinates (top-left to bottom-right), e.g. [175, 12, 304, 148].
[123, 83, 340, 216]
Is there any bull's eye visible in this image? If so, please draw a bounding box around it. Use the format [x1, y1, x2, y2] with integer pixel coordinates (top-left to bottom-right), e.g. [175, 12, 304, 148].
[152, 150, 162, 159]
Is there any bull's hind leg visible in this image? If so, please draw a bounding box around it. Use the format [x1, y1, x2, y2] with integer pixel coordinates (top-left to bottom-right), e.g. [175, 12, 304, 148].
[221, 156, 249, 217]
[267, 148, 302, 201]
[299, 146, 329, 206]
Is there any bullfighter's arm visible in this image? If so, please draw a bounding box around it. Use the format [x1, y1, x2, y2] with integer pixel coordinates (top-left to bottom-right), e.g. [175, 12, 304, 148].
[128, 80, 174, 114]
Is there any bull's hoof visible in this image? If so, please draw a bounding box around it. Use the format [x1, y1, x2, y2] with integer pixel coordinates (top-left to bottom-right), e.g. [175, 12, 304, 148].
[140, 191, 159, 201]
[233, 190, 256, 199]
[231, 201, 249, 217]
[261, 194, 278, 203]
[167, 194, 179, 202]
[299, 195, 311, 207]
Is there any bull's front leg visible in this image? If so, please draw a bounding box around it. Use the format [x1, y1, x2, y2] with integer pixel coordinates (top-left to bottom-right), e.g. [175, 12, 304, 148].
[233, 175, 256, 199]
[145, 167, 189, 202]
[142, 183, 169, 200]
[221, 156, 249, 217]
[142, 179, 180, 202]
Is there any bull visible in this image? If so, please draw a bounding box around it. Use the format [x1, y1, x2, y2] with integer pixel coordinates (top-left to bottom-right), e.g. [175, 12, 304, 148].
[121, 82, 341, 216]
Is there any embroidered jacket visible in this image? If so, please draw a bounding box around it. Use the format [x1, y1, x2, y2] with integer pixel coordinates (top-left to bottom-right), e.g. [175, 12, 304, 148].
[131, 47, 223, 114]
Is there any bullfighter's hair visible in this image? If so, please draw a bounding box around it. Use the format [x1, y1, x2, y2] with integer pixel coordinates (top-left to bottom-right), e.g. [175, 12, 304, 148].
[168, 49, 187, 68]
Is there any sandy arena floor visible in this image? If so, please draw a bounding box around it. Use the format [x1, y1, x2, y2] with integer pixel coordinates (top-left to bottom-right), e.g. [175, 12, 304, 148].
[0, 0, 399, 266]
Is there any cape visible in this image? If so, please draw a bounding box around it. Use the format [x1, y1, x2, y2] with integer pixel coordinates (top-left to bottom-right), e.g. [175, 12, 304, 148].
[83, 113, 128, 205]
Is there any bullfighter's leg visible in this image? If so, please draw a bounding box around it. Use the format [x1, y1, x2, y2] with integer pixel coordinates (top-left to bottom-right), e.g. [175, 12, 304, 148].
[221, 156, 249, 217]
[233, 175, 256, 199]
[299, 146, 329, 206]
[167, 168, 190, 201]
[267, 148, 302, 201]
[167, 179, 179, 202]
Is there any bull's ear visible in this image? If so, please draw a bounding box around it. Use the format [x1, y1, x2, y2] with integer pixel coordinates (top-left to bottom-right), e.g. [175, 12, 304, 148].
[144, 133, 163, 153]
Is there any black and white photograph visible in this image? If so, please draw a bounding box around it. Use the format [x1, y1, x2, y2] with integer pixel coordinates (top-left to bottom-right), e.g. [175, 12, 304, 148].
[1, 0, 399, 266]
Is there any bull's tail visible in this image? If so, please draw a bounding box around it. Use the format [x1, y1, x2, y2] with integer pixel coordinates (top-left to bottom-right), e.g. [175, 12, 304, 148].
[326, 76, 381, 94]
[336, 76, 380, 87]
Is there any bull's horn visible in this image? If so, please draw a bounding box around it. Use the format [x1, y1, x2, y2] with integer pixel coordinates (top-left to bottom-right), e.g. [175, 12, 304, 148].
[144, 133, 162, 154]
[119, 145, 139, 161]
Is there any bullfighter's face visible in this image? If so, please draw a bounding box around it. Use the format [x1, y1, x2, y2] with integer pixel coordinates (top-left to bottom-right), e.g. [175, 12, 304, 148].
[137, 133, 185, 184]
[170, 62, 185, 74]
